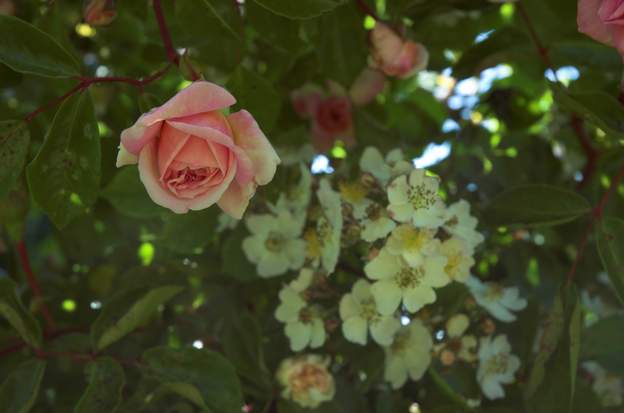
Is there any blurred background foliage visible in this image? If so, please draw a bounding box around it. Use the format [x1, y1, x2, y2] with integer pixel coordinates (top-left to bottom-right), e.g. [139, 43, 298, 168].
[0, 0, 624, 412]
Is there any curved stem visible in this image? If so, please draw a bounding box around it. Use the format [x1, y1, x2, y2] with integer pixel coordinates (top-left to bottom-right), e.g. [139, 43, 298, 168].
[17, 240, 56, 330]
[152, 0, 179, 65]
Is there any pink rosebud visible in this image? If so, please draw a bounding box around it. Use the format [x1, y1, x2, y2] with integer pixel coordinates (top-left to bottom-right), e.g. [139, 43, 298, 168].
[349, 67, 386, 106]
[290, 84, 324, 119]
[83, 0, 117, 26]
[578, 0, 624, 54]
[369, 23, 429, 78]
[117, 81, 280, 218]
[0, 0, 15, 15]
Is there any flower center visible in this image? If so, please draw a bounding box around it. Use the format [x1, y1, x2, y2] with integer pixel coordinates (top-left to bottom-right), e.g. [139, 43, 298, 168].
[395, 266, 425, 289]
[359, 297, 379, 322]
[408, 184, 437, 209]
[289, 364, 331, 395]
[484, 284, 504, 302]
[485, 353, 509, 375]
[265, 231, 286, 252]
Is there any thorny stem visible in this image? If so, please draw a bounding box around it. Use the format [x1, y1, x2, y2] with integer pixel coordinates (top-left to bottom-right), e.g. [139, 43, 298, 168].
[17, 240, 56, 330]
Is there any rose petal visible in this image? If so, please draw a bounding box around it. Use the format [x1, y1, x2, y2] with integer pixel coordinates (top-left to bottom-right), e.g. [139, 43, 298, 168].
[217, 180, 256, 219]
[158, 123, 190, 178]
[120, 81, 235, 155]
[349, 67, 386, 106]
[116, 144, 138, 167]
[578, 0, 613, 45]
[370, 23, 404, 69]
[187, 152, 238, 211]
[227, 110, 280, 186]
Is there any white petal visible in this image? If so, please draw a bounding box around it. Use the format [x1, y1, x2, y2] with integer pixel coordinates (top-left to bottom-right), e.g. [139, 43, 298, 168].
[285, 322, 311, 351]
[342, 316, 368, 345]
[364, 249, 401, 280]
[309, 318, 326, 348]
[403, 286, 436, 313]
[370, 316, 401, 346]
[371, 280, 402, 315]
[339, 293, 361, 320]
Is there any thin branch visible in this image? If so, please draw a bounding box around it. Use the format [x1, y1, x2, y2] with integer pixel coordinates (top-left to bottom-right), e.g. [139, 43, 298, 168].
[516, 2, 555, 75]
[17, 240, 56, 330]
[152, 0, 179, 65]
[570, 114, 599, 189]
[355, 0, 381, 21]
[566, 163, 624, 282]
[35, 349, 143, 367]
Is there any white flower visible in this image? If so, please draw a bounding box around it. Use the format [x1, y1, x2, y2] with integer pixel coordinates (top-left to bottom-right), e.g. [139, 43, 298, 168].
[383, 319, 433, 389]
[360, 203, 396, 242]
[216, 213, 239, 232]
[583, 361, 623, 407]
[339, 280, 401, 346]
[477, 334, 520, 400]
[338, 181, 371, 220]
[359, 147, 412, 184]
[466, 276, 527, 322]
[276, 354, 335, 408]
[385, 224, 440, 266]
[364, 248, 449, 315]
[315, 179, 343, 274]
[581, 291, 619, 327]
[275, 269, 326, 351]
[439, 237, 475, 283]
[243, 209, 306, 278]
[387, 169, 446, 229]
[443, 200, 484, 251]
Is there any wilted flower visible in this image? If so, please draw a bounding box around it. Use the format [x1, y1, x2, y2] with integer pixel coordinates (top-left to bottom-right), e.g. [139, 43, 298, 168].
[275, 269, 326, 351]
[383, 319, 433, 389]
[477, 334, 520, 400]
[339, 279, 401, 346]
[276, 354, 335, 408]
[466, 276, 527, 322]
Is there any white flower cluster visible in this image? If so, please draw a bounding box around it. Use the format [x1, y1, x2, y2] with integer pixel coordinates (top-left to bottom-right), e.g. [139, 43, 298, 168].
[238, 147, 526, 405]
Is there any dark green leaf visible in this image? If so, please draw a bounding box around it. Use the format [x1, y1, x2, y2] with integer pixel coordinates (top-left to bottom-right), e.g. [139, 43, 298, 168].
[595, 216, 624, 304]
[221, 226, 256, 281]
[143, 346, 243, 413]
[485, 184, 590, 228]
[227, 66, 281, 133]
[0, 15, 80, 77]
[0, 120, 29, 198]
[0, 359, 46, 413]
[0, 277, 42, 348]
[74, 358, 125, 413]
[101, 167, 166, 219]
[252, 0, 345, 19]
[160, 209, 218, 254]
[91, 285, 184, 351]
[26, 91, 100, 228]
[581, 315, 624, 374]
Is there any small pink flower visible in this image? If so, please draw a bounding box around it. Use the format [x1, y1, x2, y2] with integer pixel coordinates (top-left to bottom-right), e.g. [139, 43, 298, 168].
[291, 82, 354, 152]
[578, 0, 624, 54]
[369, 23, 429, 78]
[117, 81, 280, 218]
[83, 0, 117, 26]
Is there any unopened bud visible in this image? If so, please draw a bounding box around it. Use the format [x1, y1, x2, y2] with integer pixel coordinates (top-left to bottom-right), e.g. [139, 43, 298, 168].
[83, 0, 116, 26]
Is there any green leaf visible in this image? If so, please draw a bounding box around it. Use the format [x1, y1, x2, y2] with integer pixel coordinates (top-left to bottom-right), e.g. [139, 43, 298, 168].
[525, 284, 580, 413]
[221, 226, 256, 281]
[26, 91, 101, 228]
[0, 121, 30, 198]
[74, 358, 125, 413]
[0, 359, 46, 413]
[0, 15, 80, 77]
[595, 216, 624, 304]
[581, 315, 624, 374]
[227, 66, 281, 133]
[252, 0, 345, 19]
[553, 85, 624, 139]
[101, 167, 166, 219]
[91, 285, 184, 351]
[0, 277, 42, 348]
[484, 184, 591, 228]
[160, 209, 218, 254]
[143, 346, 243, 413]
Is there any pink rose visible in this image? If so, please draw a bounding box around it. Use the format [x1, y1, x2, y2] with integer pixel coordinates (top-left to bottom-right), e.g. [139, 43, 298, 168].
[578, 0, 624, 54]
[291, 82, 354, 151]
[369, 23, 429, 78]
[117, 81, 280, 218]
[0, 0, 15, 15]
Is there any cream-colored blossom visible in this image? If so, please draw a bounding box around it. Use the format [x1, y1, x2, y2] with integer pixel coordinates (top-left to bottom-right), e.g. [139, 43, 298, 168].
[364, 248, 449, 315]
[386, 224, 440, 266]
[276, 354, 335, 408]
[442, 200, 484, 251]
[360, 203, 396, 242]
[315, 179, 343, 274]
[383, 319, 433, 389]
[275, 269, 326, 351]
[436, 314, 477, 365]
[466, 276, 527, 322]
[387, 169, 446, 229]
[439, 237, 475, 282]
[243, 209, 306, 277]
[583, 361, 623, 407]
[338, 181, 371, 220]
[477, 334, 520, 400]
[359, 147, 412, 184]
[339, 279, 401, 346]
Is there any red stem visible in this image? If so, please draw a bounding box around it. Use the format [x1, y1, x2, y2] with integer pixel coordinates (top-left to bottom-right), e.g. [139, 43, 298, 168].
[17, 240, 56, 330]
[566, 164, 624, 282]
[570, 114, 599, 189]
[152, 0, 179, 65]
[517, 3, 555, 74]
